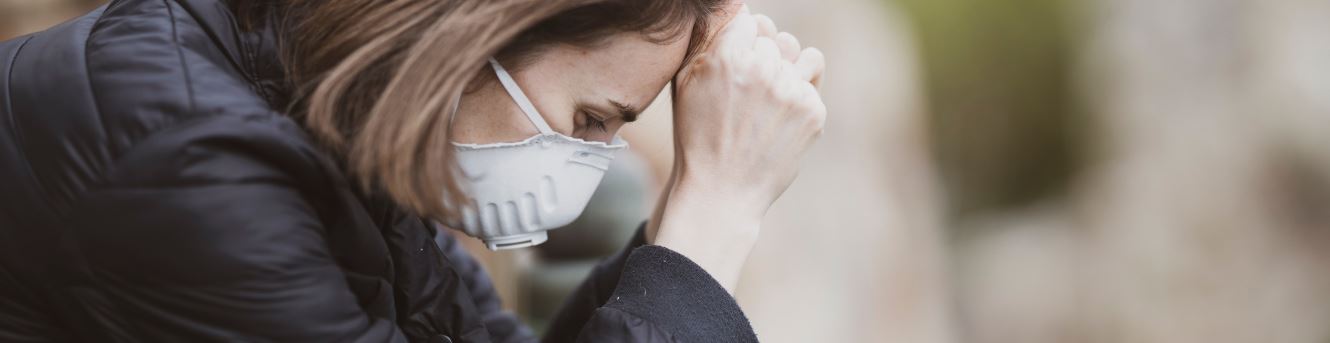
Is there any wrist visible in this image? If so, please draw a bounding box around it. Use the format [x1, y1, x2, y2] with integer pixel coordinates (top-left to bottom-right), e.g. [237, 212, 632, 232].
[672, 167, 769, 219]
[653, 179, 762, 294]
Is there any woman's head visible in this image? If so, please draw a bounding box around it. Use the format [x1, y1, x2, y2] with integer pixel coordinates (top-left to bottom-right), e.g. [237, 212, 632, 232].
[232, 0, 729, 219]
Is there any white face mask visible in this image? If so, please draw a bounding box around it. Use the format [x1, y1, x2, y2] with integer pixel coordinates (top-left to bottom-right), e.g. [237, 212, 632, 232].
[443, 58, 628, 251]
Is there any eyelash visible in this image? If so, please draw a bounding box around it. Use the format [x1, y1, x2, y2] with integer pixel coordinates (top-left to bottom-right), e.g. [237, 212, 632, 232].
[585, 112, 609, 132]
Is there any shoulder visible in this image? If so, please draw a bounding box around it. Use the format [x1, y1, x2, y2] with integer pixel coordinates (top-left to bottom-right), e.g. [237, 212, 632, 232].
[9, 0, 267, 148]
[72, 113, 348, 285]
[83, 0, 275, 151]
[2, 0, 288, 209]
[103, 113, 344, 202]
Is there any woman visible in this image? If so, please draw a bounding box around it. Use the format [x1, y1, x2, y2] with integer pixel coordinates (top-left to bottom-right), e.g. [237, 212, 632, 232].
[0, 0, 826, 341]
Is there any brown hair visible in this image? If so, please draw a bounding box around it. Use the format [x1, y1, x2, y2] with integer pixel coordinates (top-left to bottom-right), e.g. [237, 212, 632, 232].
[230, 0, 726, 219]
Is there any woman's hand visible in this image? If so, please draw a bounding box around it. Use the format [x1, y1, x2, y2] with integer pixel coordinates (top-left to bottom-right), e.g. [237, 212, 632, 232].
[651, 6, 827, 293]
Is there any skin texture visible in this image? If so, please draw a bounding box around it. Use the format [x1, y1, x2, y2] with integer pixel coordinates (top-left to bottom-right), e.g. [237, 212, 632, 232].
[452, 4, 827, 294]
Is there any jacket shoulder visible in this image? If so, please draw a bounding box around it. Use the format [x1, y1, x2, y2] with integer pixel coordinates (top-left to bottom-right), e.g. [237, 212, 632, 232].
[105, 114, 337, 192]
[84, 0, 271, 144]
[1, 0, 274, 213]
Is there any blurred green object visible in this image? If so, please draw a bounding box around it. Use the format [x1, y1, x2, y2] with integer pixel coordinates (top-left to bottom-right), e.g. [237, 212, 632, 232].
[895, 0, 1086, 218]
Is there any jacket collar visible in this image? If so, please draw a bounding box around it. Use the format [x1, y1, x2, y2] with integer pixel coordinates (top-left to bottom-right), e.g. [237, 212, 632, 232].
[176, 0, 290, 109]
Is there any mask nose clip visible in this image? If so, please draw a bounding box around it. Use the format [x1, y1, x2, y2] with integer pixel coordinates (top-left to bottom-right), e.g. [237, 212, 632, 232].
[568, 150, 615, 171]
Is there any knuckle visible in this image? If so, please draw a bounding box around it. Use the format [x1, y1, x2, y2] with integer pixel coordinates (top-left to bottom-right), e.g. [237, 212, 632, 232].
[754, 37, 776, 51]
[743, 66, 766, 83]
[730, 54, 757, 75]
[807, 101, 824, 114]
[764, 81, 784, 99]
[779, 32, 800, 46]
[756, 14, 774, 26]
[800, 48, 826, 65]
[736, 64, 767, 88]
[712, 55, 744, 71]
[806, 46, 825, 59]
[789, 82, 811, 102]
[756, 62, 780, 82]
[793, 86, 817, 105]
[770, 86, 793, 103]
[804, 102, 824, 122]
[776, 86, 798, 104]
[804, 115, 822, 136]
[798, 94, 827, 121]
[807, 106, 826, 129]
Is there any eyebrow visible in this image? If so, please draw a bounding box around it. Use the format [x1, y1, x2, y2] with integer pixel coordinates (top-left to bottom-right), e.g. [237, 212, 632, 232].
[607, 99, 642, 123]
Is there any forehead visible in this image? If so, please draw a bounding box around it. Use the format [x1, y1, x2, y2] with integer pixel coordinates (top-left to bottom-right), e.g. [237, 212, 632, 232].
[543, 31, 691, 106]
[581, 31, 691, 78]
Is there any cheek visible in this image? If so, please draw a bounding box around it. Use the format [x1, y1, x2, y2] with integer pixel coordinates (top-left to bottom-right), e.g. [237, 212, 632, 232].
[542, 106, 581, 135]
[512, 72, 581, 135]
[451, 97, 541, 144]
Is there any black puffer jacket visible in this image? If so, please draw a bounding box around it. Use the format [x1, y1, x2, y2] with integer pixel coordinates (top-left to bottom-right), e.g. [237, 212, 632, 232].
[0, 1, 758, 342]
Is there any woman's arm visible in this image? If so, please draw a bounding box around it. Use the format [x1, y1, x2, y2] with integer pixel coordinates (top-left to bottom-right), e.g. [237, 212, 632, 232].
[539, 7, 825, 341]
[654, 6, 827, 293]
[467, 7, 824, 341]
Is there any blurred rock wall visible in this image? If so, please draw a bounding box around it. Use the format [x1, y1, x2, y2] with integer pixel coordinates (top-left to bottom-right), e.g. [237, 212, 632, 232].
[955, 0, 1330, 342]
[0, 0, 101, 40]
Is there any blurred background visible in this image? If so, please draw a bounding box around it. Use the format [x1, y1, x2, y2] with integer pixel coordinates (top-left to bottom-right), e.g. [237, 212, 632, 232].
[5, 0, 1328, 342]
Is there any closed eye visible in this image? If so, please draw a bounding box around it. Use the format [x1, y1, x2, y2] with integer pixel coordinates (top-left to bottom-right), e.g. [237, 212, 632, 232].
[587, 115, 609, 132]
[582, 110, 610, 133]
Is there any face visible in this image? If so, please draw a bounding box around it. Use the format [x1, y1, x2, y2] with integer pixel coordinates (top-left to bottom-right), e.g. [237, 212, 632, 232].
[451, 31, 691, 144]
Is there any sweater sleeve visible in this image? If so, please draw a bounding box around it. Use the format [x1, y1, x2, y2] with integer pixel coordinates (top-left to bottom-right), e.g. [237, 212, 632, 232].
[543, 224, 759, 343]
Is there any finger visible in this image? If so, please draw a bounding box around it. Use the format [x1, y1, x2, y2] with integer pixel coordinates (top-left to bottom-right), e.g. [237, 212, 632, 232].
[793, 47, 826, 86]
[717, 11, 758, 53]
[801, 82, 827, 134]
[802, 82, 826, 117]
[775, 32, 800, 62]
[754, 37, 782, 62]
[754, 14, 778, 39]
[753, 37, 783, 80]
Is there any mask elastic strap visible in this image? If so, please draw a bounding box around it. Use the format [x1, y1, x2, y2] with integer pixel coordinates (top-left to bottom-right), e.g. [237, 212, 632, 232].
[449, 93, 460, 124]
[489, 58, 555, 135]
